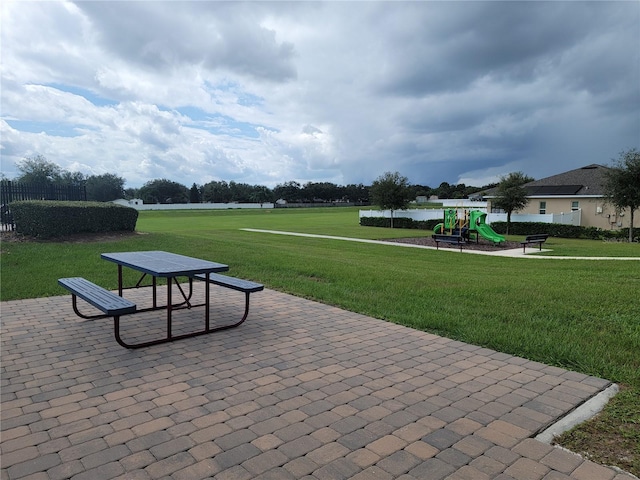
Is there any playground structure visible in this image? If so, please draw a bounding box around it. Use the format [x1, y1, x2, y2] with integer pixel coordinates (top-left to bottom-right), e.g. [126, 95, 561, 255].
[433, 208, 506, 244]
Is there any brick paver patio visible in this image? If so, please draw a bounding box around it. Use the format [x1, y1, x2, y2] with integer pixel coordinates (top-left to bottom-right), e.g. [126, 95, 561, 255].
[1, 284, 634, 479]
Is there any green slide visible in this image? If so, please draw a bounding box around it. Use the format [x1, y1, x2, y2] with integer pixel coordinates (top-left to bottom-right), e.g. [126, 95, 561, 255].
[475, 223, 506, 243]
[469, 210, 505, 243]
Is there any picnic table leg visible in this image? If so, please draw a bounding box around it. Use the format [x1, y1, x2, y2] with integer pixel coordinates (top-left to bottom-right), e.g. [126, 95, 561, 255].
[167, 278, 172, 340]
[69, 295, 110, 320]
[113, 315, 163, 349]
[114, 316, 129, 348]
[205, 273, 210, 331]
[152, 276, 157, 308]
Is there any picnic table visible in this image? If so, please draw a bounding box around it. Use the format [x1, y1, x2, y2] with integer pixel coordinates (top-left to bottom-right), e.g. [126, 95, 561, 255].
[59, 251, 263, 348]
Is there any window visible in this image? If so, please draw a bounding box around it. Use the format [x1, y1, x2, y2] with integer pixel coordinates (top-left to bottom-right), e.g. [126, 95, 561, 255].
[539, 201, 546, 214]
[571, 201, 579, 211]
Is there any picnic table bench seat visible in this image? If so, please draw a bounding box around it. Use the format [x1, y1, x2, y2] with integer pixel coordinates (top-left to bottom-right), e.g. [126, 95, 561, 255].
[520, 234, 549, 253]
[192, 273, 265, 293]
[432, 234, 466, 252]
[58, 277, 137, 317]
[192, 272, 264, 327]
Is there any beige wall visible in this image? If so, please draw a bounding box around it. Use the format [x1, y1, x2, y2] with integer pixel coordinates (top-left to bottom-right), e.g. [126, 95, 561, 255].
[492, 197, 635, 230]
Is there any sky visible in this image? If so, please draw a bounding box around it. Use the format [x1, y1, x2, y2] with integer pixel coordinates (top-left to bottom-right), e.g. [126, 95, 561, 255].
[1, 1, 638, 189]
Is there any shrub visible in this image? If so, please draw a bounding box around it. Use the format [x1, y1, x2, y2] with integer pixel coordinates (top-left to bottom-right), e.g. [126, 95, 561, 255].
[489, 222, 586, 238]
[10, 200, 138, 238]
[359, 216, 441, 230]
[490, 222, 639, 241]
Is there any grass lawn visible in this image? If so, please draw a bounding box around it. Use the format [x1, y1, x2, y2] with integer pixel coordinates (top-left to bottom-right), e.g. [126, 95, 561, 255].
[1, 207, 639, 474]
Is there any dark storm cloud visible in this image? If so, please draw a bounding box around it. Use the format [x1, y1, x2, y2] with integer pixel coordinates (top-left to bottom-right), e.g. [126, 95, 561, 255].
[72, 1, 297, 82]
[376, 2, 635, 98]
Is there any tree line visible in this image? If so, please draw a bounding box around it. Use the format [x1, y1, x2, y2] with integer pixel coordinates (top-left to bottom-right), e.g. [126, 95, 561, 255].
[5, 155, 491, 205]
[5, 151, 637, 240]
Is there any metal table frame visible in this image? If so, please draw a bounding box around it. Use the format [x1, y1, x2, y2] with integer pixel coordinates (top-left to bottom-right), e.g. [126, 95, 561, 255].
[100, 251, 230, 348]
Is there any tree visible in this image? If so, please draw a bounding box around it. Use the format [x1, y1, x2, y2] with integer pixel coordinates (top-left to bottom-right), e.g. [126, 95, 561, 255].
[228, 181, 253, 203]
[343, 183, 369, 204]
[124, 187, 139, 199]
[189, 183, 201, 203]
[303, 182, 340, 203]
[492, 172, 534, 235]
[15, 155, 65, 184]
[86, 173, 125, 202]
[250, 186, 272, 205]
[60, 170, 86, 186]
[202, 181, 231, 203]
[604, 148, 640, 242]
[370, 171, 411, 228]
[273, 181, 301, 203]
[435, 181, 453, 199]
[409, 184, 432, 200]
[138, 179, 189, 204]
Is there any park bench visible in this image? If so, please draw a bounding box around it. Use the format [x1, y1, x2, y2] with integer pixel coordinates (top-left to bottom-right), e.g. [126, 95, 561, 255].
[520, 234, 549, 253]
[58, 277, 137, 318]
[192, 273, 264, 324]
[432, 234, 465, 252]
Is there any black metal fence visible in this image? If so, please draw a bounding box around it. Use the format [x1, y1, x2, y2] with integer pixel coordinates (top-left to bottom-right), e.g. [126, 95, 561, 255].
[1, 180, 87, 231]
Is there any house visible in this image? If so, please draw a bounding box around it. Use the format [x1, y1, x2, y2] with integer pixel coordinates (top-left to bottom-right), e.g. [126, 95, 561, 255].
[487, 164, 633, 230]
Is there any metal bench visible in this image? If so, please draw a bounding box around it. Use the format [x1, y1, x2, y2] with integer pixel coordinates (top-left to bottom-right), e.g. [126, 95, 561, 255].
[192, 273, 264, 326]
[520, 234, 549, 253]
[58, 277, 137, 318]
[432, 234, 465, 252]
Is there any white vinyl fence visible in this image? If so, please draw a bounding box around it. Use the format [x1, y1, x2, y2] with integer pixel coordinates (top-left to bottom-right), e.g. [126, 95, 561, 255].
[360, 208, 582, 226]
[112, 199, 274, 210]
[485, 210, 581, 226]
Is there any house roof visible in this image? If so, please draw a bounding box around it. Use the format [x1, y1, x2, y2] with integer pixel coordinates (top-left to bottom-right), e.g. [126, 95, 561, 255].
[482, 164, 611, 197]
[523, 163, 611, 196]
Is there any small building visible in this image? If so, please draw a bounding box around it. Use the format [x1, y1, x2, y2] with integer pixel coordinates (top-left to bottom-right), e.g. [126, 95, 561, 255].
[112, 198, 143, 207]
[486, 164, 633, 230]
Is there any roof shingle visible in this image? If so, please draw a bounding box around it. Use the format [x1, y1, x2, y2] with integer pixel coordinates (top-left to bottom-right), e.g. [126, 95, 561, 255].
[523, 164, 611, 196]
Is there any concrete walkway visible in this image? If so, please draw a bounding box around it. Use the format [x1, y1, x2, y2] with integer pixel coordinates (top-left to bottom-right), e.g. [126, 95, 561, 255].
[241, 229, 640, 260]
[1, 284, 635, 480]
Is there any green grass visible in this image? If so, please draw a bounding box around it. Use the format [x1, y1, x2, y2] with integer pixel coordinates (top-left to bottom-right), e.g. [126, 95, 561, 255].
[527, 236, 640, 257]
[1, 207, 639, 474]
[556, 386, 640, 473]
[137, 207, 431, 239]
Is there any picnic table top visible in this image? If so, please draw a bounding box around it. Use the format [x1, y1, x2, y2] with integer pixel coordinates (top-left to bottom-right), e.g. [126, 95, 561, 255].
[101, 250, 229, 277]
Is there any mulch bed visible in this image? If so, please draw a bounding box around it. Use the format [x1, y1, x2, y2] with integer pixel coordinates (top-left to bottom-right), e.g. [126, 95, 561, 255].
[385, 236, 521, 251]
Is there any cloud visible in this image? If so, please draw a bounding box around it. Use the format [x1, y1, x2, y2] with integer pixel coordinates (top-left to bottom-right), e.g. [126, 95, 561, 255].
[74, 2, 297, 82]
[1, 1, 638, 189]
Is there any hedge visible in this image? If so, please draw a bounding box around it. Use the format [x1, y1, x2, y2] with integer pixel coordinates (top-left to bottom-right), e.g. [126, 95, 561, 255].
[360, 216, 638, 241]
[359, 216, 442, 230]
[10, 201, 138, 238]
[489, 221, 638, 241]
